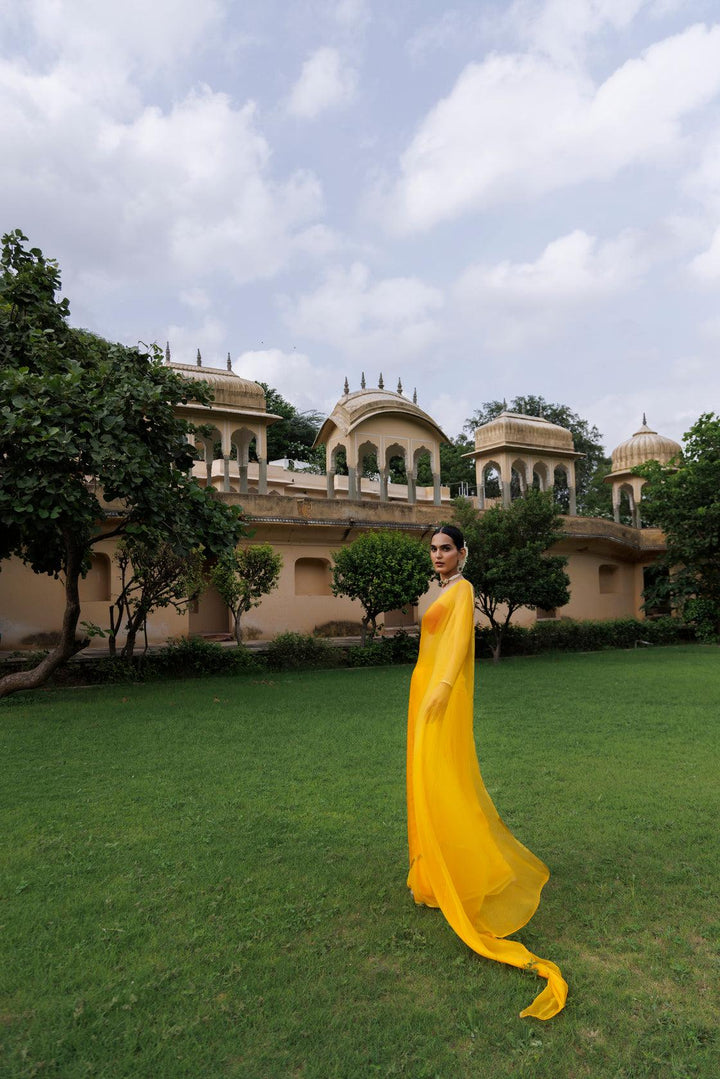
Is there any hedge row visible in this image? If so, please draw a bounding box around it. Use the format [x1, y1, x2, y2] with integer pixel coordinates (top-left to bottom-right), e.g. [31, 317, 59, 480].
[475, 616, 694, 659]
[1, 617, 697, 685]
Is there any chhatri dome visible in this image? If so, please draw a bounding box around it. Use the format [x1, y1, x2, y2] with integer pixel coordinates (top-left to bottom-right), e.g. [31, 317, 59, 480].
[314, 376, 450, 504]
[165, 345, 278, 494]
[609, 415, 681, 473]
[605, 415, 681, 528]
[466, 410, 584, 513]
[166, 346, 267, 413]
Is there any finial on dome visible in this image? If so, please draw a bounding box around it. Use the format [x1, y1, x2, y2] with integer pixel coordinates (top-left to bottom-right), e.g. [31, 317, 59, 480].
[413, 387, 417, 404]
[397, 378, 403, 394]
[502, 397, 507, 411]
[165, 341, 171, 364]
[361, 371, 366, 389]
[196, 348, 202, 367]
[378, 372, 384, 389]
[227, 352, 232, 371]
[343, 376, 349, 395]
[642, 412, 647, 426]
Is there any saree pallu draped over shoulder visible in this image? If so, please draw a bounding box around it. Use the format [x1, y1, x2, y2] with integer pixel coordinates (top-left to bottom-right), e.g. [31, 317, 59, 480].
[406, 579, 568, 1020]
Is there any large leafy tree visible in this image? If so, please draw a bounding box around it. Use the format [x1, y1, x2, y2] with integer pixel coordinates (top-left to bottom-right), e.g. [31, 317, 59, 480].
[413, 432, 476, 492]
[259, 384, 325, 470]
[454, 490, 570, 662]
[465, 395, 611, 516]
[210, 543, 283, 644]
[0, 230, 245, 696]
[636, 412, 720, 641]
[331, 531, 433, 643]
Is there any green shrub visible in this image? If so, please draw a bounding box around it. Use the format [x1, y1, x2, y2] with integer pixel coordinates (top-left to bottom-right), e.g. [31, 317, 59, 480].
[313, 620, 364, 638]
[474, 616, 695, 659]
[147, 636, 263, 677]
[385, 631, 421, 664]
[265, 632, 335, 671]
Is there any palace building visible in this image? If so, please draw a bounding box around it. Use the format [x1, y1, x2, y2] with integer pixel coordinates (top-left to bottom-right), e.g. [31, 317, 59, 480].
[0, 356, 677, 651]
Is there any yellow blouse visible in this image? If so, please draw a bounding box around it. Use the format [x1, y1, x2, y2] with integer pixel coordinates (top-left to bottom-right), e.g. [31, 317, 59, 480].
[406, 579, 568, 1019]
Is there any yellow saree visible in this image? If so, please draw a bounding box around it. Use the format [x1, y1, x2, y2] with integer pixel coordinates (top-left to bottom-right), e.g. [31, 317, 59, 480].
[406, 579, 568, 1020]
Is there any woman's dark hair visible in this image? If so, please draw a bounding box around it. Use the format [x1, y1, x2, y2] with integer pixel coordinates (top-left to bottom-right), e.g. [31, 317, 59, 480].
[431, 524, 465, 550]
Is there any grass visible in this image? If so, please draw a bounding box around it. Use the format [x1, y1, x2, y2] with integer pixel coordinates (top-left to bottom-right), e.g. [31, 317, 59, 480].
[1, 646, 719, 1079]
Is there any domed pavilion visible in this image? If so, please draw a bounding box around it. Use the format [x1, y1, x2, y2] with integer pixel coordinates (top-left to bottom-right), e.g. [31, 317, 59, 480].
[465, 411, 585, 513]
[605, 416, 681, 527]
[166, 347, 278, 494]
[314, 380, 450, 504]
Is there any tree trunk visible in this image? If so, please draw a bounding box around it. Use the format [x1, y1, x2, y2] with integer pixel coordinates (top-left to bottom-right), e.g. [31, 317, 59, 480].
[121, 614, 143, 659]
[234, 614, 243, 646]
[0, 533, 88, 698]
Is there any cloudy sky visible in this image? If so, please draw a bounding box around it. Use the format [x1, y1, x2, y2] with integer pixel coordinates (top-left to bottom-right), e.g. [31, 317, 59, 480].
[3, 0, 720, 454]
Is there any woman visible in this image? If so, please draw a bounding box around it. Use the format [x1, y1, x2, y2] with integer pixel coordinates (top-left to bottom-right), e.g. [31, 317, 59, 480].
[406, 525, 567, 1020]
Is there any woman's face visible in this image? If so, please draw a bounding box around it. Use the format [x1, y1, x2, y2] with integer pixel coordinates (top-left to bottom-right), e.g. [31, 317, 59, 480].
[430, 531, 464, 580]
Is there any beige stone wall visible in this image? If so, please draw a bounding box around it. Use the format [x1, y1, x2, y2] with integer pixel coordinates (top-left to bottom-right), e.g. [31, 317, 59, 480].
[0, 492, 667, 651]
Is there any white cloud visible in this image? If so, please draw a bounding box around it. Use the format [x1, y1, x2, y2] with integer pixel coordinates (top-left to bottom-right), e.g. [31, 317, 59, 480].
[166, 316, 228, 365]
[453, 228, 651, 351]
[507, 0, 649, 66]
[688, 226, 720, 281]
[387, 22, 720, 232]
[233, 349, 338, 415]
[0, 51, 325, 283]
[330, 0, 370, 27]
[14, 0, 224, 78]
[283, 262, 444, 359]
[287, 47, 357, 119]
[457, 229, 648, 302]
[427, 392, 469, 441]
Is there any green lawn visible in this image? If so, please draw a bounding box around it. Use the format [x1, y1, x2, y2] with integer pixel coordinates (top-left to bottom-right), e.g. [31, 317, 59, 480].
[1, 647, 719, 1079]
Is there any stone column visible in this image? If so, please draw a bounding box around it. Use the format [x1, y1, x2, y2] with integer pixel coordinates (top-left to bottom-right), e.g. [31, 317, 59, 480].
[239, 462, 248, 495]
[476, 462, 485, 509]
[348, 466, 358, 500]
[379, 468, 389, 502]
[258, 457, 268, 495]
[407, 471, 417, 505]
[500, 456, 512, 507]
[326, 470, 335, 498]
[432, 472, 441, 506]
[223, 455, 231, 493]
[568, 485, 577, 516]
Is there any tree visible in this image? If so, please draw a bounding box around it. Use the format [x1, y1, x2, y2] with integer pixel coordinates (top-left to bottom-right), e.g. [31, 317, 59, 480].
[259, 384, 325, 470]
[109, 538, 207, 659]
[210, 543, 283, 644]
[331, 531, 433, 643]
[454, 490, 570, 662]
[465, 395, 611, 516]
[0, 230, 245, 697]
[636, 412, 720, 641]
[413, 432, 476, 493]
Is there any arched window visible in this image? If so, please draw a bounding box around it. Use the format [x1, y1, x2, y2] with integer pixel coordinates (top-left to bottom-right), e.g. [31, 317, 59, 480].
[79, 553, 111, 602]
[482, 462, 501, 500]
[295, 558, 332, 596]
[413, 447, 432, 486]
[553, 465, 570, 513]
[511, 459, 528, 499]
[599, 564, 619, 594]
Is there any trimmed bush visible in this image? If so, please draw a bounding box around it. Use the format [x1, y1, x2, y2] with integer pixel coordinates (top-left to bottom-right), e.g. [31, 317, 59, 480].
[475, 617, 694, 659]
[265, 632, 335, 671]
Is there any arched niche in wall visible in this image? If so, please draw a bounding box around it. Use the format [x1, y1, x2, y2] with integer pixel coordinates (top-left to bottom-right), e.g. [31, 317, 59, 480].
[79, 553, 111, 603]
[295, 557, 332, 596]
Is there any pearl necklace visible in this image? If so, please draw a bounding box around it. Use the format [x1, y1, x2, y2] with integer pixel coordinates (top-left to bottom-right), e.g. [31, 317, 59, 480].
[438, 572, 463, 588]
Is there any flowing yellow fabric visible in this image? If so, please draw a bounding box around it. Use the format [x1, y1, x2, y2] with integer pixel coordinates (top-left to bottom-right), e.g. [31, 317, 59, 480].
[406, 580, 568, 1020]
